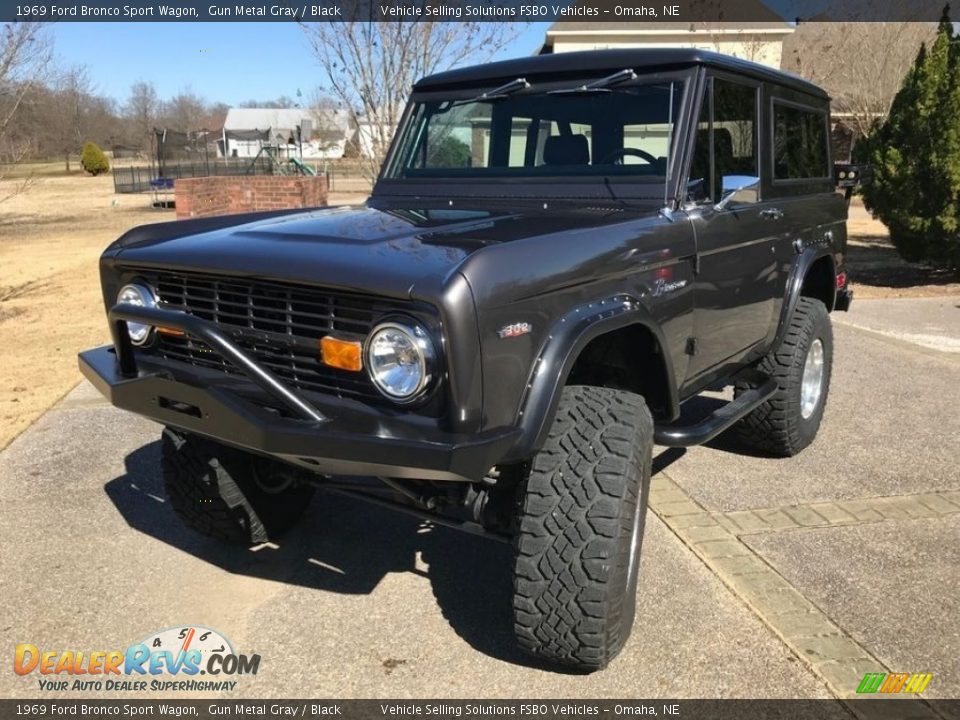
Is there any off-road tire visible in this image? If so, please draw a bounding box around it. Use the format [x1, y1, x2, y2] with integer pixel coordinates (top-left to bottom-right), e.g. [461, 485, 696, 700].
[736, 297, 833, 456]
[162, 428, 315, 545]
[512, 385, 653, 671]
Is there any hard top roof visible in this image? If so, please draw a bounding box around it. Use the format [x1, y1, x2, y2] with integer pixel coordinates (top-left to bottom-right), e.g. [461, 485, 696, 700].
[414, 48, 827, 99]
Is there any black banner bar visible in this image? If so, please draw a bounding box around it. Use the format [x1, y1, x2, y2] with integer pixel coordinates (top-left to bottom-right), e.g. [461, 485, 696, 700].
[1, 699, 956, 720]
[2, 0, 957, 23]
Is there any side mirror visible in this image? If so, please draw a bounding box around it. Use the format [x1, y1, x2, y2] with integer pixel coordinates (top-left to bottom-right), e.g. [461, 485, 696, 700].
[715, 175, 760, 211]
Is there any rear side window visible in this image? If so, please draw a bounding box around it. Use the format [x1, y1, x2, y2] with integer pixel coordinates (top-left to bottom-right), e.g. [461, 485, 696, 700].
[772, 102, 829, 180]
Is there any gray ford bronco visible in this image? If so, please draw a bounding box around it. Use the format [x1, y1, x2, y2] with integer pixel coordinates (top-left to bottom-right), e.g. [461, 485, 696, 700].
[80, 49, 864, 671]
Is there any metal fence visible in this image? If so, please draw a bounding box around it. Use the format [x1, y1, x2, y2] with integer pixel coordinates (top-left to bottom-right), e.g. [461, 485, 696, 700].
[112, 158, 276, 194]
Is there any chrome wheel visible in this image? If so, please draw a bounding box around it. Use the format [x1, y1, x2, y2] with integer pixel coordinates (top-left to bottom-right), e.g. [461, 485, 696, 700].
[800, 338, 825, 420]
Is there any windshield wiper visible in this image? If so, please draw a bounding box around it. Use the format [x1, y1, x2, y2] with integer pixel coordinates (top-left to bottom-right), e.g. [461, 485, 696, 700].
[436, 78, 531, 114]
[468, 77, 530, 102]
[548, 68, 638, 95]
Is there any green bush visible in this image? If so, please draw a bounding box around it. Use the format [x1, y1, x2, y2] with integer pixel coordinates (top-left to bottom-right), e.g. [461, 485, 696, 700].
[80, 141, 110, 176]
[859, 7, 960, 270]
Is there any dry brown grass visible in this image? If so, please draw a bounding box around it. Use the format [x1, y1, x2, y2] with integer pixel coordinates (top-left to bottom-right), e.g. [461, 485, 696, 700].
[0, 174, 171, 449]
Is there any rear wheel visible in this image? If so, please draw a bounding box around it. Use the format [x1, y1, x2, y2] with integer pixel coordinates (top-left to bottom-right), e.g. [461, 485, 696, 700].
[162, 428, 315, 545]
[512, 385, 653, 671]
[736, 297, 833, 456]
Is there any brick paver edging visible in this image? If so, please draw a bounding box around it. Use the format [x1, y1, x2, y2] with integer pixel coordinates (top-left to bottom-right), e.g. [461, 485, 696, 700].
[711, 491, 960, 536]
[649, 473, 949, 717]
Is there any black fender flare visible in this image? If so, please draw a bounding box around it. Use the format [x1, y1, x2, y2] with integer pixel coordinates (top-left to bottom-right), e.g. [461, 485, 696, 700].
[772, 248, 835, 350]
[506, 294, 679, 461]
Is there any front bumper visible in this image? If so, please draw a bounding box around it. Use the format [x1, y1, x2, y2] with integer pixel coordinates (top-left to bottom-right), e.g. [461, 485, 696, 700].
[78, 304, 518, 482]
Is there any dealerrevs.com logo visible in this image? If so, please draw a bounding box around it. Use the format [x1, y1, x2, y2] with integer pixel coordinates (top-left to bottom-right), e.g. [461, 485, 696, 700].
[14, 626, 261, 692]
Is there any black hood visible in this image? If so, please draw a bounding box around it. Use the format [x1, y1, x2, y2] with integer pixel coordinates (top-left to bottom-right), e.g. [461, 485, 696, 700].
[112, 201, 660, 299]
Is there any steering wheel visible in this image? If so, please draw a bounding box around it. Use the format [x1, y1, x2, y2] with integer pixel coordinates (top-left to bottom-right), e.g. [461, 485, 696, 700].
[600, 147, 660, 166]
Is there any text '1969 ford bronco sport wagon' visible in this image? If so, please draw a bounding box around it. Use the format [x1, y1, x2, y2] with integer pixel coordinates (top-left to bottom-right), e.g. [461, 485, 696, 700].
[81, 49, 867, 671]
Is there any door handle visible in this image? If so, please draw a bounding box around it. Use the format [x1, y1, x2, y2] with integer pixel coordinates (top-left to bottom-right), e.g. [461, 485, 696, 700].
[760, 208, 784, 220]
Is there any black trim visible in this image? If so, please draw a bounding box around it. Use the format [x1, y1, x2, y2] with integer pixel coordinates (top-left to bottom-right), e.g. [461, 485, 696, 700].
[655, 378, 777, 447]
[771, 249, 836, 349]
[507, 295, 679, 461]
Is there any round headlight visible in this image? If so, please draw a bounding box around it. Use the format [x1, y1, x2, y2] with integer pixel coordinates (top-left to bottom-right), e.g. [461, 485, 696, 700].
[116, 283, 156, 346]
[365, 321, 436, 402]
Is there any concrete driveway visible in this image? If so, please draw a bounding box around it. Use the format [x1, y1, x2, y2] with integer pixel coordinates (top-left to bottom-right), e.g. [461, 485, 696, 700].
[1, 297, 957, 707]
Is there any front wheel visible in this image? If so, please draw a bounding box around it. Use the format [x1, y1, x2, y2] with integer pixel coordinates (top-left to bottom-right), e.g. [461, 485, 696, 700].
[736, 297, 833, 456]
[512, 385, 653, 671]
[162, 428, 316, 545]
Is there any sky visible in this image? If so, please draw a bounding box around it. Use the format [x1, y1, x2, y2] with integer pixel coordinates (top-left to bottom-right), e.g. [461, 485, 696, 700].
[49, 22, 553, 108]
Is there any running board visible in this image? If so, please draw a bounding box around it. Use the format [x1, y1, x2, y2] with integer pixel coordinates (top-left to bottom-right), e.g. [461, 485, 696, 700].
[654, 379, 778, 447]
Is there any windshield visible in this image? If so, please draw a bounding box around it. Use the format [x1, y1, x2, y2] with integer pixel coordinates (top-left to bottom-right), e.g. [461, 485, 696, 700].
[384, 77, 687, 190]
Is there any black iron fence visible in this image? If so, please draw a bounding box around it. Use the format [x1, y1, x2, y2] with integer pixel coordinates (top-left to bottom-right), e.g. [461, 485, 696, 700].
[112, 158, 276, 194]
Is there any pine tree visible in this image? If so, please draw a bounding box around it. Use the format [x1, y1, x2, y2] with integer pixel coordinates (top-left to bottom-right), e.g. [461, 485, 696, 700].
[861, 6, 960, 270]
[80, 141, 110, 176]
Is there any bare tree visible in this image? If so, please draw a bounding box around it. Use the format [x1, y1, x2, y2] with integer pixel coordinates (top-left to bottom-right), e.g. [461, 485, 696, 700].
[204, 101, 230, 129]
[125, 80, 160, 156]
[49, 65, 93, 172]
[163, 89, 207, 131]
[0, 23, 52, 201]
[308, 91, 351, 155]
[782, 22, 936, 138]
[238, 95, 300, 109]
[690, 23, 780, 65]
[301, 22, 525, 181]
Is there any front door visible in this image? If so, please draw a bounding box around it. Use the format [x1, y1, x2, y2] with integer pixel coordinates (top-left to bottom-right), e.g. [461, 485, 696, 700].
[685, 74, 786, 381]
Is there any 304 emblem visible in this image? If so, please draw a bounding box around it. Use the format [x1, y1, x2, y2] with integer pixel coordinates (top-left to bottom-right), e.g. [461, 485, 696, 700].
[498, 322, 532, 339]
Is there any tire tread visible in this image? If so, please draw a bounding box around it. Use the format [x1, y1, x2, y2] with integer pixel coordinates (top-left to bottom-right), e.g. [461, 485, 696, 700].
[513, 385, 653, 670]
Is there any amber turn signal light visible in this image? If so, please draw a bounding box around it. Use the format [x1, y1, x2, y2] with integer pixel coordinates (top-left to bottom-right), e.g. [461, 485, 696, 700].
[320, 336, 363, 372]
[156, 326, 184, 337]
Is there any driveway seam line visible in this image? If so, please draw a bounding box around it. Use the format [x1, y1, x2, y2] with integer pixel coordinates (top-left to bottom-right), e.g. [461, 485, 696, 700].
[833, 318, 960, 364]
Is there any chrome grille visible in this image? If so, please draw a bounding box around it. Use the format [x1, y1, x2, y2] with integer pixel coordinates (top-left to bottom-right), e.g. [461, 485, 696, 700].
[135, 269, 415, 402]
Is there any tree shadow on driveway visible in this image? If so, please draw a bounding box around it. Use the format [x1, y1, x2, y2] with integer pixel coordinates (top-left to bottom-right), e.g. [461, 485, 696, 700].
[103, 441, 573, 671]
[847, 234, 960, 289]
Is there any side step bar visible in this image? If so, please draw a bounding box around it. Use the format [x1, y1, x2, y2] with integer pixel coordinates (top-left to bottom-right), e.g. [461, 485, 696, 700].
[654, 379, 778, 447]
